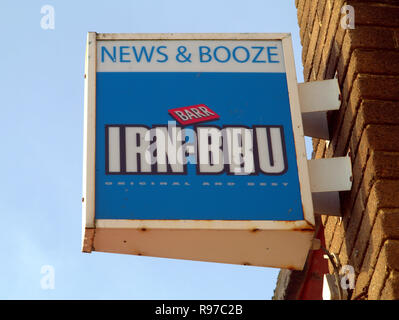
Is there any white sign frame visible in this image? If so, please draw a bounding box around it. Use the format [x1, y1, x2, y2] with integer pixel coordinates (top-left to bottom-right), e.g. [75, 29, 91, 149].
[82, 33, 315, 270]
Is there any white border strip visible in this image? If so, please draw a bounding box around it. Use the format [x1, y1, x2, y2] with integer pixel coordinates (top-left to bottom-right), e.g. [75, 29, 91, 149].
[96, 219, 312, 231]
[97, 33, 291, 41]
[82, 32, 97, 230]
[282, 35, 315, 226]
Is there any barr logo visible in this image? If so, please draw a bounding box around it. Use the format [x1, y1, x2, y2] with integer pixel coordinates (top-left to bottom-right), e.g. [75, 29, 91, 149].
[168, 104, 220, 125]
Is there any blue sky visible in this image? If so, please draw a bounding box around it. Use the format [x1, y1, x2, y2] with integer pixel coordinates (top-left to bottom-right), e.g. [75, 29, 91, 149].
[0, 0, 310, 299]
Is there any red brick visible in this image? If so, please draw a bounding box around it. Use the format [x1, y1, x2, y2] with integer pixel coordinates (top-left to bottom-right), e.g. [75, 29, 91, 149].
[351, 205, 375, 272]
[337, 27, 397, 85]
[316, 0, 325, 22]
[352, 49, 399, 79]
[297, 0, 306, 30]
[329, 220, 345, 254]
[339, 49, 399, 102]
[362, 209, 399, 274]
[312, 0, 333, 78]
[343, 190, 366, 256]
[347, 150, 399, 217]
[302, 33, 311, 66]
[351, 100, 399, 156]
[380, 270, 399, 300]
[340, 73, 399, 110]
[321, 214, 329, 226]
[302, 0, 321, 64]
[306, 0, 319, 34]
[365, 124, 399, 153]
[314, 139, 326, 159]
[312, 138, 320, 153]
[300, 0, 312, 43]
[338, 240, 349, 266]
[351, 3, 399, 28]
[353, 271, 370, 299]
[317, 0, 344, 79]
[395, 30, 399, 49]
[345, 26, 397, 50]
[370, 179, 399, 211]
[332, 96, 358, 157]
[295, 0, 399, 301]
[325, 26, 346, 79]
[348, 124, 399, 164]
[304, 16, 321, 80]
[369, 240, 399, 299]
[354, 74, 399, 101]
[324, 216, 339, 248]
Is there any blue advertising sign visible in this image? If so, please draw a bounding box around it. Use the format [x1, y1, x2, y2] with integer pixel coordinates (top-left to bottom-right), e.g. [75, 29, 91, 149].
[82, 33, 315, 270]
[93, 37, 308, 222]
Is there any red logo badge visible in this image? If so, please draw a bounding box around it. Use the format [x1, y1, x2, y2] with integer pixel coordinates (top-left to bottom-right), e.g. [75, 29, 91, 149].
[168, 104, 220, 125]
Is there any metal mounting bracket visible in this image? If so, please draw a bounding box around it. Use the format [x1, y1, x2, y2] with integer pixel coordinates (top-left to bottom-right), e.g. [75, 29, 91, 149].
[308, 157, 352, 216]
[298, 79, 350, 216]
[299, 79, 341, 139]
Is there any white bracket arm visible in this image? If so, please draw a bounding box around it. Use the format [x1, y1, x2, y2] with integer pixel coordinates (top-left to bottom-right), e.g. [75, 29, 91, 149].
[308, 157, 352, 216]
[298, 79, 349, 216]
[299, 79, 341, 139]
[312, 192, 342, 216]
[308, 157, 352, 193]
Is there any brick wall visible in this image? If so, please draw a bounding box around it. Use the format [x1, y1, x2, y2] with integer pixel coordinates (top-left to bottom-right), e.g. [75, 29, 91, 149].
[296, 0, 399, 299]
